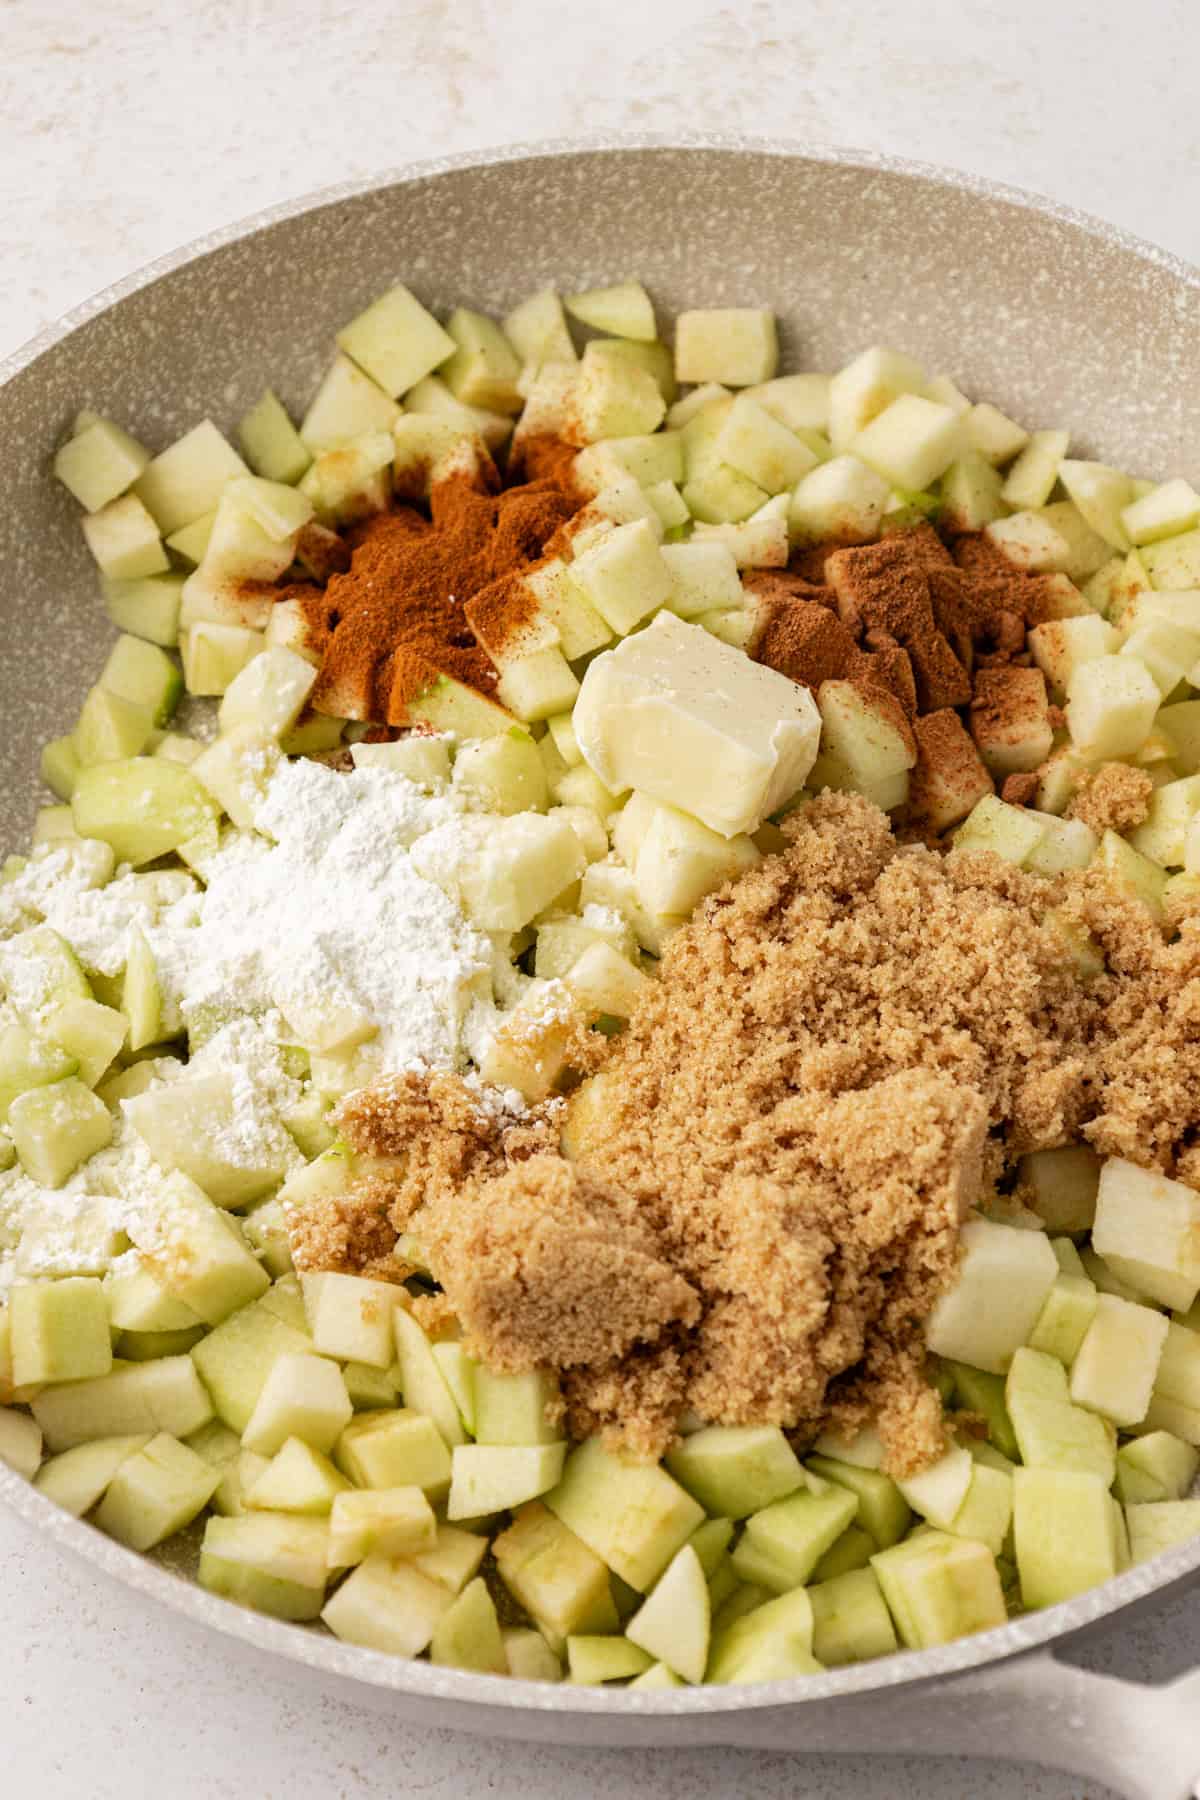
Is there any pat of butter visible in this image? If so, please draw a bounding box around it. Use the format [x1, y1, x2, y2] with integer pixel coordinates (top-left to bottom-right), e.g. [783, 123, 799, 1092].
[573, 611, 820, 837]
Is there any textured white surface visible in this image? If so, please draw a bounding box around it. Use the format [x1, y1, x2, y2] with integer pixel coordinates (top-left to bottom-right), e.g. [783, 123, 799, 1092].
[4, 1, 1200, 1796]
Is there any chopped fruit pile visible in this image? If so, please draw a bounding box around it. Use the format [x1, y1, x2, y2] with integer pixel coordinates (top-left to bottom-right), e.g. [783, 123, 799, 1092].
[1, 277, 1199, 1690]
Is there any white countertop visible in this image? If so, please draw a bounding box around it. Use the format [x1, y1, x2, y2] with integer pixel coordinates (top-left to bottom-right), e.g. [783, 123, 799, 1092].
[4, 2, 1200, 1795]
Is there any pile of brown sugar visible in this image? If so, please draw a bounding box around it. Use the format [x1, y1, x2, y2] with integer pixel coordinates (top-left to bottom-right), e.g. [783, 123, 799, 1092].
[289, 792, 1200, 1474]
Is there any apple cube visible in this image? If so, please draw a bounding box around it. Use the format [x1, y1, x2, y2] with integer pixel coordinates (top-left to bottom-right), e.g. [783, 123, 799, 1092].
[809, 1567, 898, 1667]
[322, 1551, 453, 1652]
[81, 494, 168, 580]
[1126, 1499, 1200, 1564]
[241, 1353, 352, 1458]
[55, 416, 150, 513]
[181, 621, 264, 702]
[1013, 1467, 1120, 1608]
[518, 561, 613, 661]
[495, 647, 580, 724]
[564, 280, 655, 341]
[124, 1073, 291, 1208]
[245, 1437, 351, 1516]
[871, 1530, 1006, 1650]
[1027, 1254, 1098, 1366]
[734, 1484, 859, 1591]
[999, 428, 1069, 510]
[299, 353, 399, 452]
[300, 1272, 398, 1368]
[1151, 1320, 1200, 1422]
[94, 1431, 220, 1551]
[1091, 1159, 1200, 1311]
[392, 1307, 466, 1450]
[893, 1443, 974, 1531]
[747, 372, 831, 434]
[827, 347, 926, 451]
[789, 455, 890, 544]
[190, 1289, 311, 1433]
[568, 517, 673, 636]
[674, 309, 777, 387]
[327, 1486, 436, 1566]
[852, 394, 961, 492]
[9, 1277, 112, 1387]
[623, 1543, 710, 1684]
[503, 286, 577, 365]
[133, 421, 247, 534]
[963, 402, 1029, 465]
[926, 1218, 1059, 1374]
[9, 1078, 111, 1187]
[661, 540, 744, 618]
[546, 1438, 704, 1592]
[1097, 829, 1168, 919]
[494, 1500, 617, 1639]
[1057, 460, 1135, 550]
[236, 389, 311, 484]
[1028, 615, 1121, 697]
[662, 1426, 802, 1521]
[1115, 1431, 1200, 1505]
[440, 308, 522, 412]
[1005, 1345, 1115, 1481]
[706, 1585, 820, 1682]
[503, 1628, 563, 1683]
[452, 731, 548, 816]
[1122, 618, 1200, 695]
[715, 394, 818, 494]
[33, 1433, 150, 1516]
[201, 1512, 330, 1622]
[349, 734, 452, 787]
[1121, 478, 1200, 546]
[813, 678, 917, 796]
[1068, 1293, 1167, 1427]
[335, 283, 455, 398]
[1066, 655, 1160, 757]
[447, 1444, 566, 1520]
[413, 811, 585, 933]
[472, 1366, 561, 1448]
[335, 1408, 452, 1498]
[633, 802, 760, 915]
[31, 1356, 212, 1454]
[943, 1463, 1013, 1559]
[574, 349, 665, 443]
[939, 454, 1006, 532]
[0, 1407, 42, 1480]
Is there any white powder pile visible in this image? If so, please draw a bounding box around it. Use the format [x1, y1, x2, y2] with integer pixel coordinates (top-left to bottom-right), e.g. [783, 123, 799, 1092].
[169, 758, 496, 1070]
[0, 757, 513, 1295]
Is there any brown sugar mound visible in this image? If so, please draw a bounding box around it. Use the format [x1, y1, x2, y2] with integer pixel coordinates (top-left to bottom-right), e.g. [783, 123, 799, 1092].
[1068, 762, 1155, 835]
[301, 794, 1200, 1472]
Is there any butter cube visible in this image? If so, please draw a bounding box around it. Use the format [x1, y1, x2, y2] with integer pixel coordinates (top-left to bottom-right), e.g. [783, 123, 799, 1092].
[573, 611, 821, 838]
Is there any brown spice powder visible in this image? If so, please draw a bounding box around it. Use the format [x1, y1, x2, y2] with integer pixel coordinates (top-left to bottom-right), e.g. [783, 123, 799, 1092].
[305, 459, 579, 725]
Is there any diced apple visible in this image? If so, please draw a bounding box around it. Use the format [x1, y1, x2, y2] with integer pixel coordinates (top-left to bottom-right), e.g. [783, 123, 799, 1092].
[190, 1290, 311, 1433]
[852, 395, 961, 492]
[1066, 655, 1160, 758]
[1121, 478, 1200, 546]
[300, 1272, 398, 1369]
[440, 308, 522, 413]
[336, 283, 455, 399]
[413, 811, 584, 933]
[632, 802, 760, 915]
[674, 310, 778, 388]
[81, 494, 169, 580]
[809, 1567, 898, 1666]
[1097, 828, 1168, 919]
[1067, 1293, 1167, 1428]
[327, 1486, 436, 1566]
[8, 1078, 111, 1186]
[1091, 1159, 1200, 1311]
[133, 421, 248, 535]
[1005, 1345, 1115, 1481]
[789, 455, 890, 544]
[827, 347, 926, 451]
[245, 1437, 351, 1516]
[1126, 1499, 1200, 1564]
[201, 1512, 330, 1621]
[1115, 1430, 1200, 1505]
[494, 1499, 617, 1639]
[9, 1277, 112, 1387]
[241, 1352, 352, 1458]
[734, 1484, 859, 1591]
[335, 1407, 452, 1499]
[963, 402, 1028, 465]
[1028, 615, 1120, 698]
[503, 287, 577, 366]
[998, 428, 1068, 510]
[56, 416, 150, 513]
[871, 1530, 1005, 1650]
[664, 1426, 803, 1521]
[926, 1218, 1059, 1374]
[0, 1407, 42, 1480]
[546, 1439, 704, 1592]
[33, 1433, 149, 1516]
[1012, 1467, 1118, 1606]
[447, 1444, 566, 1520]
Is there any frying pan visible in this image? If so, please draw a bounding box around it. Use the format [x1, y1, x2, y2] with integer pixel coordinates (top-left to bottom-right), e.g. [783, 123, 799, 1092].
[1, 138, 1198, 1800]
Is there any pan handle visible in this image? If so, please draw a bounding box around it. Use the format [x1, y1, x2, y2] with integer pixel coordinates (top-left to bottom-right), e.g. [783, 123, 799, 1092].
[720, 1648, 1200, 1798]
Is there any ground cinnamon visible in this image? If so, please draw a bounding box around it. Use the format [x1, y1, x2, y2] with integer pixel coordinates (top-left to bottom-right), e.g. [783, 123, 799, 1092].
[302, 453, 580, 725]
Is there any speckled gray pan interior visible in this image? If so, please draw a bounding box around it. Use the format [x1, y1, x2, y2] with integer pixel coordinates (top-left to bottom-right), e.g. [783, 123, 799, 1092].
[2, 138, 1200, 1790]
